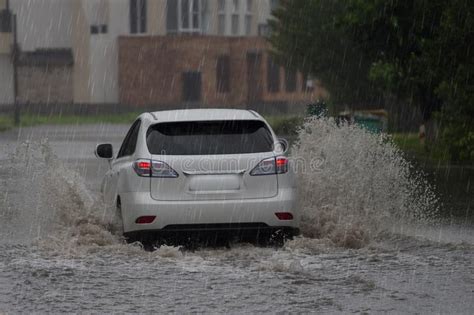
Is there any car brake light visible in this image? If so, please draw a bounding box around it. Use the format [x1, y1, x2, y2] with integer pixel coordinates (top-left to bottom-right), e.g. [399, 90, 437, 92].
[250, 156, 288, 176]
[135, 216, 156, 224]
[133, 159, 179, 178]
[276, 157, 289, 174]
[133, 159, 152, 176]
[137, 161, 151, 169]
[275, 212, 293, 220]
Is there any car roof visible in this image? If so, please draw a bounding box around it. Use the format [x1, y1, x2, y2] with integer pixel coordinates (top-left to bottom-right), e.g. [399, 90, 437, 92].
[146, 109, 262, 122]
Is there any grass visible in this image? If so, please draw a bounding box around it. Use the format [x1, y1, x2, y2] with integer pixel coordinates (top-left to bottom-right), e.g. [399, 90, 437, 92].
[0, 113, 452, 165]
[391, 133, 450, 164]
[0, 112, 142, 132]
[0, 112, 305, 136]
[0, 115, 14, 132]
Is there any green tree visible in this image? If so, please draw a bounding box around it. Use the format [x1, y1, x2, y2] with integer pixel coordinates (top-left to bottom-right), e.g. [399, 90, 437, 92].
[342, 0, 445, 118]
[270, 0, 474, 162]
[269, 0, 384, 106]
[430, 0, 474, 161]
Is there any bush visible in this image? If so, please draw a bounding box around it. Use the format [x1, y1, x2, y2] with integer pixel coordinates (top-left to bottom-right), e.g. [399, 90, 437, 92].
[439, 117, 474, 163]
[266, 116, 304, 136]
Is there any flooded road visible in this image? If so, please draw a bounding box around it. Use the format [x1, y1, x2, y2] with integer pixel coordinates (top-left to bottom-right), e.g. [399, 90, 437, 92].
[0, 124, 473, 313]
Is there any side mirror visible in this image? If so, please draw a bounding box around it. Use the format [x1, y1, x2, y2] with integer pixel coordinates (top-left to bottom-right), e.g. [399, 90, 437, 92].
[95, 143, 113, 159]
[273, 138, 288, 154]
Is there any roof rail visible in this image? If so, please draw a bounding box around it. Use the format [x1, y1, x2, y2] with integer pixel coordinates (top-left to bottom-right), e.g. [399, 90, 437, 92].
[148, 112, 158, 120]
[247, 110, 260, 118]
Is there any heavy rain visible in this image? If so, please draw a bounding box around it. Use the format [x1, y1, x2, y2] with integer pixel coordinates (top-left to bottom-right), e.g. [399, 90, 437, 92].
[0, 0, 473, 313]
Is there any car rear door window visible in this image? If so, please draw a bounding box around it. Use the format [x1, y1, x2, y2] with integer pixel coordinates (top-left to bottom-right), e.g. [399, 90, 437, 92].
[146, 120, 273, 155]
[117, 120, 141, 158]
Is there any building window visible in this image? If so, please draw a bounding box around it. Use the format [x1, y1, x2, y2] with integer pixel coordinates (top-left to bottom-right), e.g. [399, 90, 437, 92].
[216, 55, 230, 93]
[167, 0, 202, 34]
[90, 0, 108, 35]
[90, 25, 99, 34]
[285, 68, 297, 92]
[130, 0, 147, 34]
[245, 15, 252, 35]
[244, 0, 252, 35]
[166, 0, 178, 33]
[270, 0, 279, 11]
[201, 0, 210, 33]
[231, 0, 239, 35]
[90, 24, 108, 35]
[180, 0, 201, 33]
[232, 0, 240, 12]
[267, 56, 280, 93]
[183, 72, 202, 102]
[192, 0, 200, 29]
[0, 10, 13, 32]
[218, 14, 226, 35]
[231, 14, 239, 35]
[218, 0, 226, 11]
[180, 0, 201, 30]
[258, 24, 269, 36]
[217, 0, 226, 35]
[246, 0, 253, 12]
[181, 0, 190, 29]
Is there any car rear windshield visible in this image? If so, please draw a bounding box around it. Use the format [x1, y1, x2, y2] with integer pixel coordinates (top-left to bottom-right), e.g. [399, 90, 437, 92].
[146, 120, 274, 155]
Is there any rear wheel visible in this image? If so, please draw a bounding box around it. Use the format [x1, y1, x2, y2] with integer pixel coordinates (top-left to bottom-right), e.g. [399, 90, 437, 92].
[115, 197, 127, 241]
[267, 229, 287, 247]
[118, 200, 154, 249]
[256, 228, 297, 247]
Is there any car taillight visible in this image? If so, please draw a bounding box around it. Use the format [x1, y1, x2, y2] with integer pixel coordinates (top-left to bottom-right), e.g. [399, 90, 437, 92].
[275, 212, 294, 220]
[250, 156, 288, 176]
[133, 159, 179, 178]
[135, 216, 156, 224]
[275, 156, 289, 174]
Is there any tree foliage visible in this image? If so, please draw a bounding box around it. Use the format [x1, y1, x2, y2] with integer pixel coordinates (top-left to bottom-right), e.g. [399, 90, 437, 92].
[269, 0, 382, 106]
[270, 0, 474, 162]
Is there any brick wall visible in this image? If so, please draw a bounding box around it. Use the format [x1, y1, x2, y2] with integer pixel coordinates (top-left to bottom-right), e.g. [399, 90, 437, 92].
[119, 36, 322, 113]
[18, 65, 73, 103]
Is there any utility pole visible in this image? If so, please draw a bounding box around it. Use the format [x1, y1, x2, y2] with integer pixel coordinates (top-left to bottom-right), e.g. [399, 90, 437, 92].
[5, 0, 19, 126]
[12, 13, 19, 126]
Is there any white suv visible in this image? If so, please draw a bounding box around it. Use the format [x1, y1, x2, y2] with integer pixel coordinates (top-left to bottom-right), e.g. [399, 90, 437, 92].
[95, 109, 298, 245]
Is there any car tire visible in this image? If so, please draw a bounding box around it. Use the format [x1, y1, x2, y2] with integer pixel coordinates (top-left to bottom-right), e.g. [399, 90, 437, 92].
[267, 229, 289, 247]
[117, 199, 154, 249]
[115, 197, 127, 241]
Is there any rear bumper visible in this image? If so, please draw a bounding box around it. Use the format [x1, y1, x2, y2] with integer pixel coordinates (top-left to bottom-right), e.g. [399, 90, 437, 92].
[123, 224, 300, 244]
[120, 188, 298, 233]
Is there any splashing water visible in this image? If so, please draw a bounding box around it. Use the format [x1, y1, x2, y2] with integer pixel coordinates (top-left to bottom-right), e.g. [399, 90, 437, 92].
[1, 121, 440, 255]
[291, 117, 440, 248]
[0, 140, 122, 255]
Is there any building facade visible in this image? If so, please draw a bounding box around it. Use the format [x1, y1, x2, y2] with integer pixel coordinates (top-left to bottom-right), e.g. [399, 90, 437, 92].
[0, 0, 322, 112]
[0, 0, 74, 105]
[0, 0, 14, 105]
[73, 0, 288, 105]
[119, 36, 318, 113]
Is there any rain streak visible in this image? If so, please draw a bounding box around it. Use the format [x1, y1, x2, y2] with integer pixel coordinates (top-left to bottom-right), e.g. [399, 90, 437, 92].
[0, 0, 473, 313]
